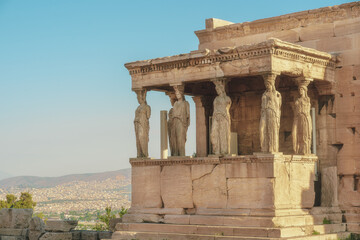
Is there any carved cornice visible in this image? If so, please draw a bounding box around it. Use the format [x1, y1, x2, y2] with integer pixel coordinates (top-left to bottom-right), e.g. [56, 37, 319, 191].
[124, 39, 335, 78]
[129, 154, 318, 167]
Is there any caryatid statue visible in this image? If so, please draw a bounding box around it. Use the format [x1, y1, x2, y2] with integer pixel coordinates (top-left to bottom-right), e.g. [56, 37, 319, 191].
[169, 85, 190, 156]
[210, 78, 232, 155]
[167, 92, 177, 156]
[292, 79, 312, 155]
[259, 73, 282, 153]
[134, 89, 151, 158]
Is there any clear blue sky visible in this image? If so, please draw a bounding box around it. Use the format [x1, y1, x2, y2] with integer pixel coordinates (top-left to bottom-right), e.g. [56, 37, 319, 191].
[0, 0, 352, 177]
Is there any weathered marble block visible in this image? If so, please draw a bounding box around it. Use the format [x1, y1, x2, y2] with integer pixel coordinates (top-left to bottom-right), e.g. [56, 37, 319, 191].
[131, 165, 162, 208]
[161, 165, 193, 208]
[45, 220, 77, 232]
[0, 209, 33, 229]
[227, 178, 275, 209]
[192, 164, 227, 208]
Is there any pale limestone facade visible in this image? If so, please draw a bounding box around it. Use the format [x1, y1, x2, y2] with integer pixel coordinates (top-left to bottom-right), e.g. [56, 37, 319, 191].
[117, 2, 360, 239]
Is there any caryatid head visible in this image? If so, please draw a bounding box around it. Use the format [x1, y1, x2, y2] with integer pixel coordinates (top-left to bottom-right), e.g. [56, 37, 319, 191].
[213, 78, 227, 96]
[167, 92, 177, 107]
[265, 79, 276, 92]
[299, 85, 308, 97]
[135, 89, 147, 105]
[263, 73, 277, 92]
[296, 78, 310, 98]
[173, 85, 185, 101]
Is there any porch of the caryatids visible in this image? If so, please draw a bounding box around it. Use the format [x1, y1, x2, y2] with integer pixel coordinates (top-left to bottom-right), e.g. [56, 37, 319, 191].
[259, 73, 282, 153]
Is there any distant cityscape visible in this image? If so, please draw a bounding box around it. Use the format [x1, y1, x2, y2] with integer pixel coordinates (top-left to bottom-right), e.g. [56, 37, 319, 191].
[0, 172, 131, 221]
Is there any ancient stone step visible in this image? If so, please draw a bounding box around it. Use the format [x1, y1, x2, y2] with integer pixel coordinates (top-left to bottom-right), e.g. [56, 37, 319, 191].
[115, 223, 347, 238]
[311, 213, 343, 224]
[111, 231, 276, 240]
[123, 212, 338, 228]
[286, 232, 351, 240]
[313, 223, 346, 234]
[161, 214, 319, 227]
[110, 230, 351, 240]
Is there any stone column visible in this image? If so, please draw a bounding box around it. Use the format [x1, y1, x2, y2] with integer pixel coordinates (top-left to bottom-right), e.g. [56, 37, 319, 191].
[134, 89, 151, 158]
[292, 78, 312, 155]
[210, 78, 232, 155]
[160, 110, 168, 159]
[169, 84, 190, 156]
[192, 96, 212, 157]
[259, 73, 282, 153]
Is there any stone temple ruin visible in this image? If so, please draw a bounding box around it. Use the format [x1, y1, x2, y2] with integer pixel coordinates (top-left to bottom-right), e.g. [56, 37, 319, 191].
[0, 2, 359, 240]
[114, 2, 360, 240]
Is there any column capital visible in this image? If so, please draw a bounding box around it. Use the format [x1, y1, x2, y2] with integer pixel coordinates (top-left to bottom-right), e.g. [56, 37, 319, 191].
[295, 77, 312, 87]
[170, 83, 184, 87]
[132, 87, 147, 93]
[171, 84, 185, 94]
[262, 72, 279, 83]
[210, 77, 228, 83]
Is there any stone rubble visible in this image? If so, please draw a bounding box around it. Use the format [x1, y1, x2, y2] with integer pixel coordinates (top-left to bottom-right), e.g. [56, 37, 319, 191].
[0, 208, 113, 240]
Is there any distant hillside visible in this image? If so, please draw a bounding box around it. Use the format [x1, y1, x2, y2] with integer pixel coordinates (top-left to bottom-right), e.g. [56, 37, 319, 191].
[0, 168, 131, 189]
[0, 171, 13, 181]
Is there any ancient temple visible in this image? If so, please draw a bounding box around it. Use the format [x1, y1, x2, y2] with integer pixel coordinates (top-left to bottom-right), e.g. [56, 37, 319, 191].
[111, 2, 360, 239]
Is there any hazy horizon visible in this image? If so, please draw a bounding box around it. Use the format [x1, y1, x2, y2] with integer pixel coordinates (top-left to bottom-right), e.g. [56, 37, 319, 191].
[0, 0, 352, 177]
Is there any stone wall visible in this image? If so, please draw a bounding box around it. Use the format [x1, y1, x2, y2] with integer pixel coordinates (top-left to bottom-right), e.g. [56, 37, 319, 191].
[129, 154, 317, 226]
[0, 208, 112, 240]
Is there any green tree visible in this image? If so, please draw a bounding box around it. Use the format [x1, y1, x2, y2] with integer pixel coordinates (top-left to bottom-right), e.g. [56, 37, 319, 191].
[14, 192, 36, 209]
[93, 222, 107, 231]
[6, 194, 17, 207]
[118, 206, 128, 218]
[93, 206, 128, 231]
[0, 192, 36, 209]
[98, 206, 115, 230]
[0, 194, 17, 208]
